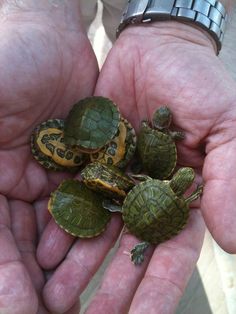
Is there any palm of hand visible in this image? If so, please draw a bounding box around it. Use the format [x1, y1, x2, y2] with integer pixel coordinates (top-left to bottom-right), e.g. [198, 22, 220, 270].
[96, 29, 236, 251]
[0, 15, 97, 200]
[83, 27, 236, 313]
[0, 6, 98, 313]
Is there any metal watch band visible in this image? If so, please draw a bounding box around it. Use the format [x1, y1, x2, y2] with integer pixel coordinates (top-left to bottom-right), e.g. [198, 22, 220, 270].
[116, 0, 228, 54]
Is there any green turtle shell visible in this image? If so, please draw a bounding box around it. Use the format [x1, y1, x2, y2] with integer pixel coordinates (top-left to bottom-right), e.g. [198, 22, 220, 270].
[137, 121, 177, 179]
[81, 162, 135, 199]
[90, 118, 136, 168]
[31, 119, 86, 171]
[48, 179, 111, 237]
[122, 179, 189, 244]
[64, 96, 121, 153]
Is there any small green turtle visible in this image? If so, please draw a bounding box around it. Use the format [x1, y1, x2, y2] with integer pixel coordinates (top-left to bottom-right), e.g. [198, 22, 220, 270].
[64, 96, 121, 153]
[31, 119, 86, 171]
[104, 167, 203, 265]
[137, 106, 184, 179]
[48, 179, 111, 237]
[81, 162, 135, 199]
[90, 117, 136, 168]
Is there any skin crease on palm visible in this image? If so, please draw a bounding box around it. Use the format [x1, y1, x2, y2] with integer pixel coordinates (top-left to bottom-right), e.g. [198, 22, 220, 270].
[0, 0, 236, 314]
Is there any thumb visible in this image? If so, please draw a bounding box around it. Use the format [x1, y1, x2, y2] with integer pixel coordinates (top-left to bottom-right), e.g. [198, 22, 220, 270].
[94, 48, 142, 129]
[202, 140, 236, 253]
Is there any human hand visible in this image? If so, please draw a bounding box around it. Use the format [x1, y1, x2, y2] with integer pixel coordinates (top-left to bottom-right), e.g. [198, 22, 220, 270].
[81, 22, 236, 313]
[0, 0, 98, 313]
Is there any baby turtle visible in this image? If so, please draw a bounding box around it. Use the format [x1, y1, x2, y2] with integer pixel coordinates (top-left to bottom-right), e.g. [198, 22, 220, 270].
[81, 161, 135, 199]
[48, 179, 111, 237]
[104, 167, 203, 265]
[64, 96, 121, 153]
[90, 118, 136, 169]
[137, 106, 184, 179]
[31, 119, 86, 171]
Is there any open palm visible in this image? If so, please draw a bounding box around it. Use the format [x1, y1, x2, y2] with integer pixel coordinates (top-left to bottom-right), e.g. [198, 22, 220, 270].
[0, 1, 98, 313]
[1, 6, 236, 313]
[82, 23, 236, 313]
[96, 22, 236, 251]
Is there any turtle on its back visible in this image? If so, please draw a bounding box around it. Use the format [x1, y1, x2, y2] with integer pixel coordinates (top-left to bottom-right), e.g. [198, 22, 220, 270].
[30, 119, 86, 172]
[81, 161, 135, 199]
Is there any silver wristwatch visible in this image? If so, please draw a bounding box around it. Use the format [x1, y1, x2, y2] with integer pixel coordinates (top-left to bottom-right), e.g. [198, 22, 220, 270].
[117, 0, 228, 54]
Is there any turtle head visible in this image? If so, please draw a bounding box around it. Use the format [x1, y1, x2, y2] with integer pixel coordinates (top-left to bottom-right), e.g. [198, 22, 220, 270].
[152, 106, 172, 130]
[169, 167, 195, 197]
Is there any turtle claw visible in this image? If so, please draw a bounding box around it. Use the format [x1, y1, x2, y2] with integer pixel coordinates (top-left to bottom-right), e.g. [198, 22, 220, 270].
[169, 130, 185, 141]
[130, 242, 149, 265]
[122, 226, 129, 234]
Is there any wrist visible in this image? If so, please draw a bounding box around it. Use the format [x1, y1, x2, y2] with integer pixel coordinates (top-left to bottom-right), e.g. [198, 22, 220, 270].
[217, 0, 233, 11]
[1, 0, 86, 34]
[117, 0, 232, 55]
[117, 20, 218, 54]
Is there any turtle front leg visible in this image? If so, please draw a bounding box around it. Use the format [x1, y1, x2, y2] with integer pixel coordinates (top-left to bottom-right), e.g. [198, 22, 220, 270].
[130, 241, 150, 265]
[186, 185, 203, 204]
[169, 130, 185, 141]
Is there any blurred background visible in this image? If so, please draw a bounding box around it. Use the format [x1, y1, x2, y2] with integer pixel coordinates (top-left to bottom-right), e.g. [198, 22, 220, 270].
[81, 1, 236, 313]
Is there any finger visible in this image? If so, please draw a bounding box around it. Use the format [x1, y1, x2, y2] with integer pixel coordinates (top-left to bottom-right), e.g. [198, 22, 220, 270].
[0, 195, 38, 314]
[10, 200, 45, 292]
[37, 218, 75, 270]
[65, 300, 80, 314]
[129, 210, 205, 314]
[36, 301, 51, 314]
[202, 141, 236, 253]
[10, 200, 57, 313]
[37, 167, 117, 269]
[34, 198, 51, 237]
[94, 57, 142, 130]
[42, 215, 123, 314]
[85, 233, 154, 314]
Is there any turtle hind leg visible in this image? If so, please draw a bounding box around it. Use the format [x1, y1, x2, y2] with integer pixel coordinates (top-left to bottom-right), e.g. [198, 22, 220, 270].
[130, 242, 149, 265]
